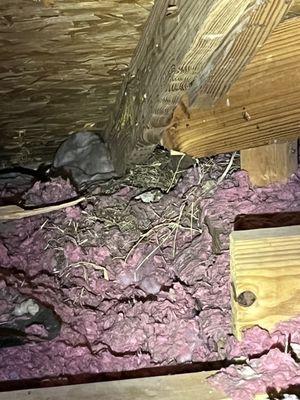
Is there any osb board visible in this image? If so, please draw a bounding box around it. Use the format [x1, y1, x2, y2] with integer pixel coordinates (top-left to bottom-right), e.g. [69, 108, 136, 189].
[0, 0, 153, 167]
[0, 0, 299, 168]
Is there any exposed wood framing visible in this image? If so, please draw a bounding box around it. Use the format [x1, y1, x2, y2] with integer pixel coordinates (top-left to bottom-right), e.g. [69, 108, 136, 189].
[0, 197, 85, 221]
[0, 370, 269, 400]
[0, 372, 223, 400]
[163, 17, 300, 158]
[288, 0, 300, 17]
[107, 0, 291, 173]
[0, 0, 153, 166]
[231, 225, 300, 340]
[240, 140, 298, 186]
[0, 1, 299, 167]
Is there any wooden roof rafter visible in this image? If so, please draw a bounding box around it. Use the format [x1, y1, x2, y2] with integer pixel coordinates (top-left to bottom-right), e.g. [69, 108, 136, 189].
[162, 16, 300, 158]
[107, 0, 293, 173]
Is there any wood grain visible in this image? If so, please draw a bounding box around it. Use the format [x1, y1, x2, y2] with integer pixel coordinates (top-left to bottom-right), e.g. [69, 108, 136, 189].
[163, 17, 300, 158]
[0, 197, 85, 220]
[108, 0, 291, 173]
[288, 0, 300, 17]
[0, 371, 270, 400]
[187, 0, 293, 106]
[0, 1, 298, 168]
[240, 140, 298, 186]
[231, 225, 300, 340]
[0, 371, 224, 400]
[0, 0, 153, 166]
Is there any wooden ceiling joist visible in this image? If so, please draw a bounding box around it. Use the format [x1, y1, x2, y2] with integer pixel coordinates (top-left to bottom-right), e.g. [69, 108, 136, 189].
[0, 370, 268, 400]
[107, 0, 292, 173]
[162, 17, 300, 158]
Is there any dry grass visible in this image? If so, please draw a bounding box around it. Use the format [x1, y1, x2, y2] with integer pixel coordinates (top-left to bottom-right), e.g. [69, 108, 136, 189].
[125, 152, 239, 278]
[40, 151, 238, 298]
[61, 261, 109, 281]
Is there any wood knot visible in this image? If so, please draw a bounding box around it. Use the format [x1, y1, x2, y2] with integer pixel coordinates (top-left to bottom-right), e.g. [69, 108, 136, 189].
[237, 291, 256, 307]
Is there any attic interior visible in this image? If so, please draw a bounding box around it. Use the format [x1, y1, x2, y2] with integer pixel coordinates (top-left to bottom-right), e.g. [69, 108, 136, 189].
[1, 0, 300, 399]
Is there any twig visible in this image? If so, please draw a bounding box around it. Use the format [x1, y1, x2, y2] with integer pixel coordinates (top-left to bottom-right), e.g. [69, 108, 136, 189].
[134, 228, 175, 281]
[125, 222, 172, 263]
[172, 203, 186, 257]
[190, 202, 194, 239]
[217, 152, 237, 185]
[65, 261, 109, 280]
[133, 202, 186, 280]
[166, 154, 185, 193]
[0, 197, 85, 221]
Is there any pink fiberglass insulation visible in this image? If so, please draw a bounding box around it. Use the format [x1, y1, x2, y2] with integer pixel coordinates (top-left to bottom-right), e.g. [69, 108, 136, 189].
[210, 348, 300, 400]
[0, 161, 300, 384]
[210, 317, 300, 399]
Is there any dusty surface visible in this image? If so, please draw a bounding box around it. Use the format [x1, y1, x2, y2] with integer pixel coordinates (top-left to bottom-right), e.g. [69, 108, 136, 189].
[0, 153, 300, 396]
[0, 0, 153, 166]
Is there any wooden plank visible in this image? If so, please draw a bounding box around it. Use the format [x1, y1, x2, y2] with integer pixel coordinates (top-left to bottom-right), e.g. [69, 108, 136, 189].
[0, 197, 85, 220]
[162, 17, 300, 158]
[107, 0, 291, 174]
[0, 371, 272, 400]
[240, 140, 298, 186]
[230, 225, 300, 340]
[0, 371, 226, 400]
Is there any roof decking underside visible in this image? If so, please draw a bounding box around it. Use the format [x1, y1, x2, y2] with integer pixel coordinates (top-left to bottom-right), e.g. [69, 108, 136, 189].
[0, 0, 152, 166]
[0, 0, 299, 167]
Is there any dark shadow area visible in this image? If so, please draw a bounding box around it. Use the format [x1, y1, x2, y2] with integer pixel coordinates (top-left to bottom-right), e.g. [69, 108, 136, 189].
[0, 165, 49, 206]
[267, 383, 300, 399]
[247, 342, 286, 361]
[0, 165, 50, 182]
[234, 211, 300, 231]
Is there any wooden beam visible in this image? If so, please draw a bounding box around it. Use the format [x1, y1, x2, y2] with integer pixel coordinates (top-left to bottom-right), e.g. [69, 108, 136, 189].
[0, 197, 85, 221]
[107, 0, 291, 173]
[162, 17, 300, 158]
[231, 225, 300, 340]
[287, 0, 300, 17]
[0, 371, 271, 400]
[0, 371, 224, 400]
[240, 140, 298, 186]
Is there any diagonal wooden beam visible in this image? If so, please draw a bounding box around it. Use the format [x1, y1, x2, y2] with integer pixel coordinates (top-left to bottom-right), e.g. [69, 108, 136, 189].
[106, 0, 292, 174]
[187, 0, 294, 106]
[288, 0, 300, 17]
[162, 17, 300, 158]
